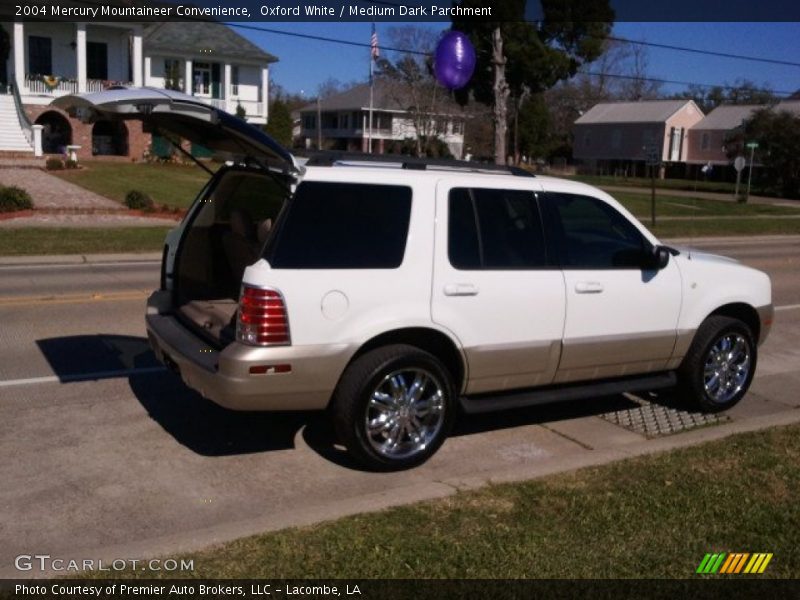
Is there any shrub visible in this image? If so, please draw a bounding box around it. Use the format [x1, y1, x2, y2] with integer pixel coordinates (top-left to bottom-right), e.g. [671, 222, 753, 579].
[65, 159, 79, 169]
[124, 190, 155, 211]
[0, 185, 34, 212]
[46, 157, 65, 170]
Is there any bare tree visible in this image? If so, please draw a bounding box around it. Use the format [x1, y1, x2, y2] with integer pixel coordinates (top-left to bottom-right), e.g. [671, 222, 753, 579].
[375, 26, 443, 156]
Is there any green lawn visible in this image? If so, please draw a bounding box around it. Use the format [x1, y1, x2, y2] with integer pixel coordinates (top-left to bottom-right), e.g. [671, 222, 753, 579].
[53, 161, 212, 209]
[0, 227, 171, 255]
[101, 423, 799, 579]
[570, 174, 748, 196]
[649, 218, 800, 239]
[613, 192, 800, 218]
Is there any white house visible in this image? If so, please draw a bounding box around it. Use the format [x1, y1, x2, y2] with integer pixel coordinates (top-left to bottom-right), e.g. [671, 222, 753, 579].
[0, 19, 276, 158]
[298, 81, 466, 158]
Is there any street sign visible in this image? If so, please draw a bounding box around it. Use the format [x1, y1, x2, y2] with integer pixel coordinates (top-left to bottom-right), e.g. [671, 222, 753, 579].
[734, 156, 746, 172]
[746, 142, 759, 149]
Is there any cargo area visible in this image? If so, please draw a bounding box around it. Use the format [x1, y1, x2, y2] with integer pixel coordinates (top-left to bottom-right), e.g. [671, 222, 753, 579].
[172, 167, 290, 347]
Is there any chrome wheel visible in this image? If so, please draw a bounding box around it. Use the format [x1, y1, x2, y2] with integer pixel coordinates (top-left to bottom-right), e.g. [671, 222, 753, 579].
[364, 368, 446, 460]
[703, 333, 752, 404]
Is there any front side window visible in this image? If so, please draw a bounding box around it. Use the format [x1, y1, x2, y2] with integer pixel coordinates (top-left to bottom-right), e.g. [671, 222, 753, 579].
[448, 187, 547, 270]
[547, 192, 648, 269]
[266, 182, 412, 269]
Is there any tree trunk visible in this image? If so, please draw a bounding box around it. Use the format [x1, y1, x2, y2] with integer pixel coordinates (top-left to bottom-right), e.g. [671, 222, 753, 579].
[491, 27, 510, 166]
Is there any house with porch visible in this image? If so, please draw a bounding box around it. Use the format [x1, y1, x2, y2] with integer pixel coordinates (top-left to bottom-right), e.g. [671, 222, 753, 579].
[0, 19, 276, 159]
[298, 81, 466, 158]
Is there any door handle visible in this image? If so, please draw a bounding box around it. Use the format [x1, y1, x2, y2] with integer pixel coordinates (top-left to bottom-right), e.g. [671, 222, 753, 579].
[444, 283, 479, 297]
[575, 281, 604, 294]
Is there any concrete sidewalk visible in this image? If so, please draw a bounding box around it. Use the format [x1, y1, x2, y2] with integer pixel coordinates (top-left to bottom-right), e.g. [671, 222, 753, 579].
[0, 252, 161, 266]
[0, 167, 122, 210]
[600, 184, 800, 209]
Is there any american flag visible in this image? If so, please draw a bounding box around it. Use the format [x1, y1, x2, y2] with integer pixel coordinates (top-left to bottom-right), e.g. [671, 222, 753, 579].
[370, 24, 380, 60]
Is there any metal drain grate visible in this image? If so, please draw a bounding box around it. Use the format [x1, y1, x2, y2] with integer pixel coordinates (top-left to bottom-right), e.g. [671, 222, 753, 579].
[600, 397, 730, 437]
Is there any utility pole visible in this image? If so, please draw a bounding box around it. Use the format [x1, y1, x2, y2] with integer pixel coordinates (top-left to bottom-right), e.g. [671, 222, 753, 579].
[745, 141, 759, 203]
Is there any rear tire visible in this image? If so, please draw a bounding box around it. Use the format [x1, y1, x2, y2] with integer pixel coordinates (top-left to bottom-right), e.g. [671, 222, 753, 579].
[678, 316, 757, 413]
[331, 344, 456, 471]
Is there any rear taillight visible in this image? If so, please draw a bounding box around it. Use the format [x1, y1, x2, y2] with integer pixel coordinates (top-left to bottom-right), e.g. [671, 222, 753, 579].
[236, 285, 290, 346]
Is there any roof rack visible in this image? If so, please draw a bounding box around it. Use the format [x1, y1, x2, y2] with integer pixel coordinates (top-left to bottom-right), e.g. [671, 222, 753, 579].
[304, 151, 535, 178]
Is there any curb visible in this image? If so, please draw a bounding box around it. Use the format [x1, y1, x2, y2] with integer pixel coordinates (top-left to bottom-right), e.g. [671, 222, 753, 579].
[0, 252, 162, 266]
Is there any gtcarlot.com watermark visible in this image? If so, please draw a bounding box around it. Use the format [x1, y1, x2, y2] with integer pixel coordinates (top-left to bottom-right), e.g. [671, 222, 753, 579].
[15, 554, 194, 573]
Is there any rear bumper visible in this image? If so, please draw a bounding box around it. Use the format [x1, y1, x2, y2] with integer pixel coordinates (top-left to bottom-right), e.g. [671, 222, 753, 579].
[145, 291, 351, 411]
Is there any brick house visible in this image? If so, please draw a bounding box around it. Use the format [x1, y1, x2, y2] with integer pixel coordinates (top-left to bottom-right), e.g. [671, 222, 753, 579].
[0, 19, 276, 160]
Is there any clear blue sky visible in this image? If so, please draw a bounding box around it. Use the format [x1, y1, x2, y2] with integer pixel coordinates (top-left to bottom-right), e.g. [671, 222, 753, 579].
[232, 22, 800, 98]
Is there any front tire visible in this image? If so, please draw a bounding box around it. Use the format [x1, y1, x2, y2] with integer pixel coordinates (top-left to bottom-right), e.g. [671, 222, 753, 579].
[678, 316, 757, 412]
[331, 344, 456, 471]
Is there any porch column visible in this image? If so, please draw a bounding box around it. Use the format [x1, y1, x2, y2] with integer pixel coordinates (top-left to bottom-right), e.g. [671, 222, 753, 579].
[143, 56, 151, 86]
[261, 66, 269, 120]
[223, 63, 231, 112]
[184, 59, 192, 95]
[13, 22, 25, 92]
[76, 23, 87, 93]
[131, 27, 143, 87]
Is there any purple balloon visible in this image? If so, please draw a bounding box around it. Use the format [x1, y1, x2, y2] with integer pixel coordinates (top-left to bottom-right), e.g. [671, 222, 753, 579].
[434, 31, 476, 90]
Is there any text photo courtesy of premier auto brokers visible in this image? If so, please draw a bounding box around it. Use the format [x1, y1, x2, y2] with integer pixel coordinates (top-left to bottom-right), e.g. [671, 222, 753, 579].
[1, 0, 800, 597]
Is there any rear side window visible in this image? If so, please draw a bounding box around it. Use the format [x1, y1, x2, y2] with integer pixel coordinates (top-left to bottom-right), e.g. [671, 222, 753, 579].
[448, 187, 547, 270]
[266, 182, 412, 269]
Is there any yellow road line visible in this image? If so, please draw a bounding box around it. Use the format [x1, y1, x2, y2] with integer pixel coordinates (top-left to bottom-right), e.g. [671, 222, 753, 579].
[0, 291, 149, 306]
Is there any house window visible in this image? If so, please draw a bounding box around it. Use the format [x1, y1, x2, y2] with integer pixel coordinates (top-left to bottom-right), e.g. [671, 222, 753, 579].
[452, 120, 464, 135]
[611, 129, 622, 149]
[583, 131, 591, 147]
[28, 36, 52, 75]
[374, 112, 392, 130]
[701, 132, 710, 150]
[302, 115, 316, 130]
[338, 113, 350, 129]
[231, 65, 239, 96]
[86, 42, 108, 80]
[163, 59, 183, 91]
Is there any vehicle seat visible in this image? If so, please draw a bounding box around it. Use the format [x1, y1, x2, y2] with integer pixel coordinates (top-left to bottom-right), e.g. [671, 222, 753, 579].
[222, 209, 260, 296]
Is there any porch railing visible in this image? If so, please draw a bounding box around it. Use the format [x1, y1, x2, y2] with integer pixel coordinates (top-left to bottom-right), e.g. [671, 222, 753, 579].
[25, 76, 132, 95]
[201, 97, 264, 118]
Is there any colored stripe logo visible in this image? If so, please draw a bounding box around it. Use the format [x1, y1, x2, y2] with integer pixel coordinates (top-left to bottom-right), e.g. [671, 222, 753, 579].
[697, 552, 772, 574]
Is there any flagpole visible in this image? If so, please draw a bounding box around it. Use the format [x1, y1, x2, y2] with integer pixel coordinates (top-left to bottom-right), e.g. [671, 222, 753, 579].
[368, 60, 374, 154]
[368, 24, 375, 154]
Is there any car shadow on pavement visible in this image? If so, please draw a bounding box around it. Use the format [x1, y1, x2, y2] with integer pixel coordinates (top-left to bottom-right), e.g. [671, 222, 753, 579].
[36, 334, 312, 457]
[35, 334, 654, 469]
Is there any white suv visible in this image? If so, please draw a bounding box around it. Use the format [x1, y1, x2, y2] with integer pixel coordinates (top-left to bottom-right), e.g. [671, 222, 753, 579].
[58, 90, 773, 470]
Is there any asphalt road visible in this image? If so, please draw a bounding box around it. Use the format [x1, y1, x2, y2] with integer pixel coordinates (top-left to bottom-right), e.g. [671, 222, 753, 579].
[1, 237, 799, 578]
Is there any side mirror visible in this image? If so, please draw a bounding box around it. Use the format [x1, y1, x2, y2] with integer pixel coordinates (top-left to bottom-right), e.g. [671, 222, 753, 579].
[648, 245, 670, 270]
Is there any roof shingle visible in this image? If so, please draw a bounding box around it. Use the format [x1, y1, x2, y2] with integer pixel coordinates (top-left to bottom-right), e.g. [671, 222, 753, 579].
[574, 100, 698, 124]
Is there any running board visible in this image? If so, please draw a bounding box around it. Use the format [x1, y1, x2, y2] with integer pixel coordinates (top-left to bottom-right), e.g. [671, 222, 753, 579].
[459, 372, 677, 415]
